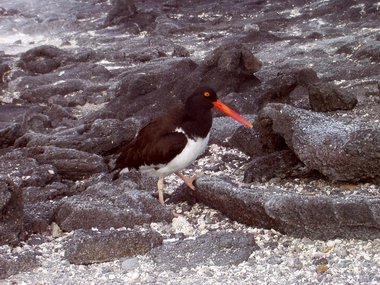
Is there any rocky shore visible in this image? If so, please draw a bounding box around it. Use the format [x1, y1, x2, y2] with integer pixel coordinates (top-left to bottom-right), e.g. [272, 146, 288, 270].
[0, 0, 379, 283]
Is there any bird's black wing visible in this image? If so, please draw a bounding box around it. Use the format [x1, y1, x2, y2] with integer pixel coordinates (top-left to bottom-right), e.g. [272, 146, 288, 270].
[113, 107, 187, 171]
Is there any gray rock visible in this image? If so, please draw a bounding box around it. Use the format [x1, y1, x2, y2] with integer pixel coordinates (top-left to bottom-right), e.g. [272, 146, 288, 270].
[210, 115, 255, 146]
[194, 176, 380, 239]
[24, 200, 60, 234]
[56, 181, 173, 231]
[150, 231, 258, 272]
[228, 115, 287, 157]
[353, 40, 380, 62]
[17, 45, 98, 75]
[0, 179, 24, 246]
[64, 227, 162, 265]
[18, 45, 63, 74]
[0, 105, 31, 148]
[172, 44, 190, 57]
[288, 85, 310, 109]
[104, 0, 137, 27]
[120, 257, 140, 271]
[0, 122, 22, 148]
[205, 43, 262, 75]
[0, 249, 38, 279]
[308, 82, 358, 112]
[243, 150, 302, 182]
[22, 146, 108, 180]
[0, 150, 57, 188]
[17, 118, 140, 155]
[260, 103, 380, 182]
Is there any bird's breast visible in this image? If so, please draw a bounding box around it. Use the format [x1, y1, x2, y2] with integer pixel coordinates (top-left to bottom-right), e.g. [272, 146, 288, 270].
[140, 131, 210, 177]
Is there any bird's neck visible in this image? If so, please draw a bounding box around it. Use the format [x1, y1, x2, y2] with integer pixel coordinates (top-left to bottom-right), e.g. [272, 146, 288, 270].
[182, 109, 212, 139]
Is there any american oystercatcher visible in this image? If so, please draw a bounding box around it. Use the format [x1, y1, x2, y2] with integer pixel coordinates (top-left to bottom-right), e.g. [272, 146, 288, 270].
[112, 86, 252, 204]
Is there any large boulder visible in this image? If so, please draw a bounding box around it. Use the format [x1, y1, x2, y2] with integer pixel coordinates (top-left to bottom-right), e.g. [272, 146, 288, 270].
[22, 146, 108, 180]
[0, 249, 38, 279]
[55, 181, 173, 231]
[0, 179, 24, 246]
[150, 231, 258, 272]
[16, 118, 140, 155]
[308, 82, 358, 112]
[64, 226, 163, 265]
[192, 176, 380, 240]
[260, 103, 380, 182]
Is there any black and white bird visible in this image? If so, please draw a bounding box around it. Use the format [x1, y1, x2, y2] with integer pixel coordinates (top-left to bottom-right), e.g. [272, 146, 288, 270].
[112, 86, 252, 204]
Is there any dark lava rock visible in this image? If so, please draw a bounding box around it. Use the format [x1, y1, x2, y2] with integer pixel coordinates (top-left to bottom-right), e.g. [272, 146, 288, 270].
[93, 58, 197, 121]
[205, 43, 262, 75]
[18, 104, 76, 131]
[17, 118, 140, 155]
[260, 103, 380, 182]
[0, 63, 10, 83]
[308, 82, 358, 112]
[194, 176, 380, 240]
[104, 0, 157, 32]
[17, 45, 97, 75]
[24, 200, 60, 235]
[172, 44, 190, 57]
[0, 150, 57, 188]
[104, 0, 137, 26]
[12, 62, 112, 105]
[94, 44, 261, 121]
[0, 249, 38, 279]
[228, 116, 287, 157]
[64, 227, 163, 265]
[0, 104, 32, 148]
[353, 40, 380, 62]
[243, 150, 302, 182]
[150, 231, 258, 272]
[0, 179, 24, 246]
[295, 68, 320, 87]
[22, 146, 108, 180]
[18, 45, 64, 74]
[0, 122, 22, 149]
[210, 115, 255, 146]
[56, 181, 173, 231]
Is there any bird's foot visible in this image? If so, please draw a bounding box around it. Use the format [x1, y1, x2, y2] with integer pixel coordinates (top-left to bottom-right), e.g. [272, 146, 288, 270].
[175, 171, 201, 191]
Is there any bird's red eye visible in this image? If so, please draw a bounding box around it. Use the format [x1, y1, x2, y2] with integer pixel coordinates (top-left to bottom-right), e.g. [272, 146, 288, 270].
[203, 91, 210, 97]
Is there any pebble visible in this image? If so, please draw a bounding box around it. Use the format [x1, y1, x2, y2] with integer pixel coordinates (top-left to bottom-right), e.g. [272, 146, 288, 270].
[120, 257, 139, 272]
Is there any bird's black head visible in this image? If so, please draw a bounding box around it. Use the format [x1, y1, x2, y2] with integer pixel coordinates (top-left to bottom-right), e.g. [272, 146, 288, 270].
[185, 86, 218, 112]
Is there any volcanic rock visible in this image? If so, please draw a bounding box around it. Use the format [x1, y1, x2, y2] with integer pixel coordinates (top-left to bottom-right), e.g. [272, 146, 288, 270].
[308, 82, 358, 112]
[64, 227, 163, 265]
[0, 179, 24, 246]
[0, 249, 38, 279]
[150, 231, 258, 272]
[260, 103, 380, 182]
[243, 150, 302, 182]
[194, 176, 380, 240]
[56, 181, 173, 231]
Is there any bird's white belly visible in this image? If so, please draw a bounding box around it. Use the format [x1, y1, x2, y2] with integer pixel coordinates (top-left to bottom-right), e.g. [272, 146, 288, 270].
[140, 133, 210, 177]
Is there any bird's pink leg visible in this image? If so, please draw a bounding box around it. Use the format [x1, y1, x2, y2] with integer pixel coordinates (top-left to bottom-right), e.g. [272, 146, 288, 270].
[175, 171, 197, 190]
[157, 176, 165, 204]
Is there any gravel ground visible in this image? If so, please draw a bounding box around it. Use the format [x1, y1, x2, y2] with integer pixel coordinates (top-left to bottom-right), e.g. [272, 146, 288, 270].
[1, 145, 379, 285]
[1, 204, 379, 285]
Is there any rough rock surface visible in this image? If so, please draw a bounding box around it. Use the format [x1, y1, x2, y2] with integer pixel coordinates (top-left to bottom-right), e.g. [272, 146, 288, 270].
[64, 227, 163, 265]
[0, 179, 23, 246]
[0, 0, 379, 281]
[0, 249, 38, 279]
[260, 103, 380, 182]
[193, 176, 380, 240]
[56, 181, 173, 231]
[150, 231, 258, 272]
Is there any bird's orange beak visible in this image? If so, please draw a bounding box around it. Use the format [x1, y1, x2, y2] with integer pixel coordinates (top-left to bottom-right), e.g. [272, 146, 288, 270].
[213, 100, 253, 128]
